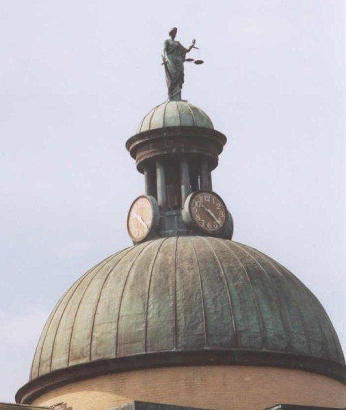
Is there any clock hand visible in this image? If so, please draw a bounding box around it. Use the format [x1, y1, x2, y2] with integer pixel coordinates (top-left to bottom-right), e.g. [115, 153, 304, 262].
[133, 213, 149, 229]
[201, 205, 222, 225]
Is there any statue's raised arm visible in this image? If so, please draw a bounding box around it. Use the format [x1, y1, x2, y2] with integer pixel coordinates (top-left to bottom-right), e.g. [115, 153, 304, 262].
[162, 27, 202, 101]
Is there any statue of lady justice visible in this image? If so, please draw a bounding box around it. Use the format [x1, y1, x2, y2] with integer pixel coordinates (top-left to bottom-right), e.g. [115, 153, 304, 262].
[162, 27, 203, 101]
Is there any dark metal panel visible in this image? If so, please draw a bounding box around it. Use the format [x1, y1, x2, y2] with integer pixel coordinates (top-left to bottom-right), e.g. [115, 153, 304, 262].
[31, 254, 115, 379]
[192, 237, 235, 348]
[175, 237, 206, 349]
[212, 238, 264, 349]
[90, 245, 146, 361]
[38, 256, 112, 376]
[88, 248, 133, 362]
[115, 242, 154, 357]
[275, 257, 343, 363]
[49, 258, 111, 373]
[232, 242, 288, 351]
[116, 240, 162, 357]
[68, 253, 129, 367]
[146, 238, 175, 352]
[246, 246, 312, 356]
[30, 289, 70, 379]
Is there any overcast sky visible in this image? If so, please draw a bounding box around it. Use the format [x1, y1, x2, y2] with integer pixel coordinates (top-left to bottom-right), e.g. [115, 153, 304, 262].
[0, 0, 345, 403]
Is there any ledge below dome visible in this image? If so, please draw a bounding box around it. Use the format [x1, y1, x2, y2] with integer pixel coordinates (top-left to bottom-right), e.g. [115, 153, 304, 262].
[18, 361, 346, 409]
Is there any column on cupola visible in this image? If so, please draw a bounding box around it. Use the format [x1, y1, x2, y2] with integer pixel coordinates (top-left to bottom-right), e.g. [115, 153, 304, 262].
[144, 167, 156, 198]
[200, 159, 212, 191]
[190, 161, 200, 193]
[156, 160, 167, 208]
[166, 160, 182, 209]
[180, 157, 192, 205]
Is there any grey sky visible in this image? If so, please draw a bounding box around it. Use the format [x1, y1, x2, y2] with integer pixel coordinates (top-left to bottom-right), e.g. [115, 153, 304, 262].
[0, 0, 345, 402]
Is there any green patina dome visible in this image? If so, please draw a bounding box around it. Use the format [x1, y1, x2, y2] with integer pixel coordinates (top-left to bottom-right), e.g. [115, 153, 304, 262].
[29, 237, 344, 385]
[137, 101, 213, 133]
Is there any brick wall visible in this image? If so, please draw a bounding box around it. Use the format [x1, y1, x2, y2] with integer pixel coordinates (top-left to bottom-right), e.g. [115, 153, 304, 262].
[31, 365, 346, 410]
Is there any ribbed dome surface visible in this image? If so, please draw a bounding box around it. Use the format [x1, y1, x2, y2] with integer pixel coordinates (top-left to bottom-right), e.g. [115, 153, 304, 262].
[31, 237, 344, 380]
[137, 101, 213, 133]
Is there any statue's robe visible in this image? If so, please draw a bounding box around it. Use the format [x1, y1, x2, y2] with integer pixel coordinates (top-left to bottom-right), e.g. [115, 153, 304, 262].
[163, 39, 187, 101]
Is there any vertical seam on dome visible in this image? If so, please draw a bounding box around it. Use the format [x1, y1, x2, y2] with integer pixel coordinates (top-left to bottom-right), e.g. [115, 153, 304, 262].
[288, 265, 342, 361]
[251, 248, 313, 357]
[186, 103, 196, 126]
[32, 290, 69, 378]
[216, 239, 266, 348]
[31, 297, 63, 378]
[273, 257, 342, 362]
[278, 262, 335, 360]
[66, 253, 122, 367]
[195, 106, 212, 128]
[251, 245, 342, 362]
[36, 254, 115, 377]
[162, 101, 169, 128]
[148, 108, 156, 130]
[191, 237, 208, 346]
[115, 241, 154, 356]
[204, 110, 213, 128]
[138, 113, 146, 133]
[88, 247, 133, 362]
[311, 299, 342, 362]
[202, 237, 238, 346]
[232, 242, 291, 350]
[46, 253, 115, 375]
[313, 302, 344, 362]
[144, 238, 167, 352]
[173, 236, 179, 349]
[37, 272, 92, 375]
[175, 101, 181, 126]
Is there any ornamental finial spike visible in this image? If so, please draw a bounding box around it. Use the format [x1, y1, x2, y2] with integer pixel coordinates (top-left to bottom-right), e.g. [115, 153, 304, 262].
[162, 27, 203, 101]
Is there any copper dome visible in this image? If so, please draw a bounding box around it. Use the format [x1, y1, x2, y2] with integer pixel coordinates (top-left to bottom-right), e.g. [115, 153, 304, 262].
[25, 236, 344, 394]
[137, 101, 213, 133]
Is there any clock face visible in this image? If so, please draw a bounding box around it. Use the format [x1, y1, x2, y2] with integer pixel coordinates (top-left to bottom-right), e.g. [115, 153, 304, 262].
[189, 191, 227, 233]
[127, 196, 155, 243]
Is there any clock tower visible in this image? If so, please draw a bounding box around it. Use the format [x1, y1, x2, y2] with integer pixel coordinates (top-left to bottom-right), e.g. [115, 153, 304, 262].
[126, 100, 233, 243]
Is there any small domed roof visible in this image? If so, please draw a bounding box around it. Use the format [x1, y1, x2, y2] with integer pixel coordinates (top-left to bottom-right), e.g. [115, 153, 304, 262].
[137, 101, 213, 133]
[29, 237, 344, 384]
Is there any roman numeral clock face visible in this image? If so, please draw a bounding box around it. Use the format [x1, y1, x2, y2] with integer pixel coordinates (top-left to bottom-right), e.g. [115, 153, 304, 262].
[189, 191, 227, 233]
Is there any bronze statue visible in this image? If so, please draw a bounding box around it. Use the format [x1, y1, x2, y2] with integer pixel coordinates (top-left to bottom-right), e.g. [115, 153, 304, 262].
[162, 27, 203, 101]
